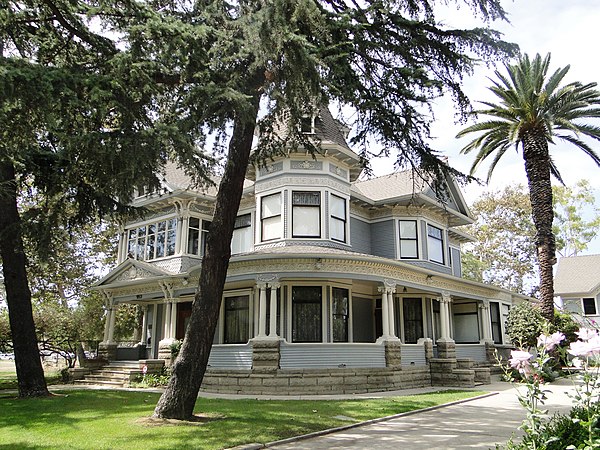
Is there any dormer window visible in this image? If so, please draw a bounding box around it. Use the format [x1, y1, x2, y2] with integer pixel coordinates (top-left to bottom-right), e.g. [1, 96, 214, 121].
[300, 115, 315, 134]
[292, 191, 321, 238]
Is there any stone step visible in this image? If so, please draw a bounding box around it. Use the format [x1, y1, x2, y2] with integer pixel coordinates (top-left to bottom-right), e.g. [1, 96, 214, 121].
[85, 374, 130, 382]
[75, 379, 126, 387]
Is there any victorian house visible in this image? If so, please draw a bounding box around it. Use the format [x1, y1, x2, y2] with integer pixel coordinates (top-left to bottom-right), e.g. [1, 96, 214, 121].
[90, 108, 525, 393]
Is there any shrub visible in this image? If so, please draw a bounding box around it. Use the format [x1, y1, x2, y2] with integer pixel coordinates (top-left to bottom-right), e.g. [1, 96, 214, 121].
[505, 302, 545, 349]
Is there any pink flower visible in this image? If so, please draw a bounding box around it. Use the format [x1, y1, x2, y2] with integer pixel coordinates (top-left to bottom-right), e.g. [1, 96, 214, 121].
[537, 332, 565, 351]
[509, 350, 534, 374]
[569, 340, 598, 358]
[576, 328, 598, 341]
[572, 357, 584, 369]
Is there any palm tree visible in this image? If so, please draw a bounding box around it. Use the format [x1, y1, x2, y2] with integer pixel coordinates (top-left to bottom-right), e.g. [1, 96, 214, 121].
[457, 53, 600, 321]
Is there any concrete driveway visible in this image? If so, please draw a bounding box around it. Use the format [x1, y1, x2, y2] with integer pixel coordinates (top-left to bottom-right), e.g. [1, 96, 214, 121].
[267, 378, 576, 450]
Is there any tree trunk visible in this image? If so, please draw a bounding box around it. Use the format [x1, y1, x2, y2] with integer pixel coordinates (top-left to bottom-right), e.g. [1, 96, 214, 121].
[0, 160, 50, 397]
[522, 131, 556, 322]
[153, 93, 261, 420]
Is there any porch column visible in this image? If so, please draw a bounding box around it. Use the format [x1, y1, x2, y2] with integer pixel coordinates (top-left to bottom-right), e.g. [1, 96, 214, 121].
[438, 292, 452, 341]
[163, 301, 172, 339]
[379, 286, 390, 338]
[107, 305, 117, 344]
[387, 287, 397, 338]
[479, 300, 493, 342]
[268, 282, 280, 338]
[257, 282, 267, 337]
[177, 211, 189, 255]
[140, 305, 149, 345]
[169, 300, 178, 339]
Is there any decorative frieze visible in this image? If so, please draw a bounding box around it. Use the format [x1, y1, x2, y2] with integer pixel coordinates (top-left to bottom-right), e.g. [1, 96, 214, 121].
[255, 176, 350, 195]
[329, 164, 348, 179]
[258, 161, 284, 176]
[290, 160, 323, 170]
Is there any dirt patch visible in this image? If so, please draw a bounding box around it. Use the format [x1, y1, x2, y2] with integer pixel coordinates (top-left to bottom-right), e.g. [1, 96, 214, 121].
[135, 414, 223, 427]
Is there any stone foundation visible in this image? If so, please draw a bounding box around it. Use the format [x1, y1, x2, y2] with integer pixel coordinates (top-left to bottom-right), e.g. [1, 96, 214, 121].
[200, 366, 431, 395]
[251, 339, 281, 373]
[384, 340, 401, 369]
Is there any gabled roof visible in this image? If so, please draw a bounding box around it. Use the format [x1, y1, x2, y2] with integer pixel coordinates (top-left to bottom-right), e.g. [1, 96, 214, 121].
[350, 170, 474, 225]
[94, 258, 174, 288]
[554, 254, 600, 296]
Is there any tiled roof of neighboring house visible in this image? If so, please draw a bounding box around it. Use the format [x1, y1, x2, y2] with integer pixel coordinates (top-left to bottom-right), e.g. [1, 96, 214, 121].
[351, 171, 427, 201]
[554, 254, 600, 296]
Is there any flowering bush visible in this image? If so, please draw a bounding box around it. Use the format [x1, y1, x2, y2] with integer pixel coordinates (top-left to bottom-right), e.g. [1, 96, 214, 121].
[500, 327, 600, 449]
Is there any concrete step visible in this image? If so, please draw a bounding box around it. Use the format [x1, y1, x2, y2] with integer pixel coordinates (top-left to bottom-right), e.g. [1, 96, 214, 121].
[75, 379, 126, 387]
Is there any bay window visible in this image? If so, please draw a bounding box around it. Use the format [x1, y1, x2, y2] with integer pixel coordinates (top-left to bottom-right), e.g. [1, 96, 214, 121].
[427, 224, 444, 264]
[292, 191, 321, 238]
[329, 194, 346, 242]
[261, 193, 282, 241]
[127, 218, 177, 261]
[231, 214, 252, 254]
[399, 220, 418, 259]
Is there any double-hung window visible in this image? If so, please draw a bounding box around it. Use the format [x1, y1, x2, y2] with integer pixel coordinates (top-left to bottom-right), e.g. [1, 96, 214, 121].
[329, 194, 346, 242]
[399, 220, 418, 259]
[427, 224, 444, 264]
[292, 191, 321, 238]
[231, 214, 252, 254]
[261, 193, 282, 241]
[332, 288, 349, 342]
[292, 286, 322, 342]
[223, 295, 250, 344]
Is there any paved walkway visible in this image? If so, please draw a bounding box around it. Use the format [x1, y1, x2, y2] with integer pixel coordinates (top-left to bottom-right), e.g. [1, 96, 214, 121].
[265, 377, 576, 450]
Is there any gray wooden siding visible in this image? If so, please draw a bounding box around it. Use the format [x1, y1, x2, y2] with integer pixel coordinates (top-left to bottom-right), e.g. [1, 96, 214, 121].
[370, 220, 395, 259]
[455, 344, 487, 362]
[451, 248, 462, 277]
[350, 217, 372, 254]
[207, 344, 253, 369]
[280, 343, 386, 368]
[401, 344, 427, 367]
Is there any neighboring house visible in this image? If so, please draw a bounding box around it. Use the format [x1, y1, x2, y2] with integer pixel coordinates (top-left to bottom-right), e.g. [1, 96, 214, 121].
[555, 254, 600, 324]
[92, 107, 526, 393]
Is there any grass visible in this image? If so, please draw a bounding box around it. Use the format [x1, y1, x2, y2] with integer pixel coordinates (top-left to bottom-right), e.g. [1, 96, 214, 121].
[0, 361, 62, 390]
[0, 388, 484, 449]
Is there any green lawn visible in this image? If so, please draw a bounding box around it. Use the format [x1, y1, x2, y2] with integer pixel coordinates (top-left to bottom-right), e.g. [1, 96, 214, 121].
[0, 361, 62, 389]
[0, 389, 483, 449]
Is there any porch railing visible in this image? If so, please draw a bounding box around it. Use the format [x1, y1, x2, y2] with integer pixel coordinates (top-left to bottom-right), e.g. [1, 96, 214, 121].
[280, 342, 386, 369]
[455, 344, 487, 362]
[400, 344, 427, 367]
[207, 344, 253, 370]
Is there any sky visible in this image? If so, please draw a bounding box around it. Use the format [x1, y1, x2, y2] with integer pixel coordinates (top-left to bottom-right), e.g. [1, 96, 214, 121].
[369, 0, 600, 255]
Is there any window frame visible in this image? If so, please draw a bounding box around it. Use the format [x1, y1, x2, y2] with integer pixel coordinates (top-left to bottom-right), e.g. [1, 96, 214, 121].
[290, 285, 324, 343]
[329, 194, 347, 243]
[231, 213, 253, 254]
[427, 223, 445, 264]
[291, 191, 322, 238]
[398, 220, 419, 259]
[260, 192, 282, 242]
[331, 287, 350, 342]
[186, 216, 211, 257]
[583, 297, 597, 315]
[126, 216, 177, 261]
